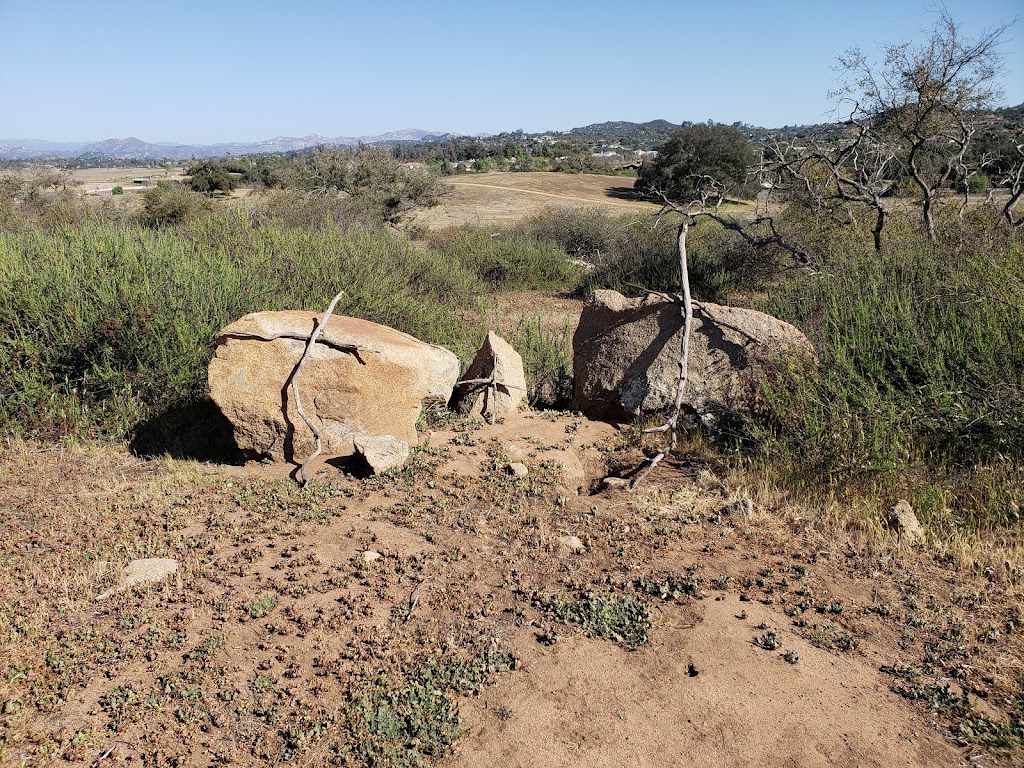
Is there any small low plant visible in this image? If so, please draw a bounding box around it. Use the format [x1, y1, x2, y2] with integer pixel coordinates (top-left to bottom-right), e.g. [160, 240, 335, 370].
[892, 679, 1024, 751]
[754, 629, 782, 651]
[246, 595, 277, 619]
[634, 568, 702, 600]
[538, 591, 651, 650]
[345, 651, 518, 765]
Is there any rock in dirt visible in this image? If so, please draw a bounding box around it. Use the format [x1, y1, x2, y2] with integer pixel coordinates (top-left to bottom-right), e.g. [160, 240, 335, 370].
[360, 550, 382, 564]
[572, 289, 814, 423]
[888, 500, 925, 544]
[450, 331, 527, 421]
[209, 311, 459, 462]
[558, 535, 586, 554]
[97, 558, 178, 600]
[507, 462, 529, 478]
[720, 497, 754, 522]
[354, 434, 410, 474]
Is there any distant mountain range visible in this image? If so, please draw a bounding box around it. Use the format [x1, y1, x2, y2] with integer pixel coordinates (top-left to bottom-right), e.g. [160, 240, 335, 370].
[5, 106, 1020, 163]
[0, 129, 454, 161]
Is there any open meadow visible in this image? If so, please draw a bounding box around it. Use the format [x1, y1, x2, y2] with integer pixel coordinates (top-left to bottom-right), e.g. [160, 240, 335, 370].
[1, 166, 1023, 767]
[410, 172, 660, 229]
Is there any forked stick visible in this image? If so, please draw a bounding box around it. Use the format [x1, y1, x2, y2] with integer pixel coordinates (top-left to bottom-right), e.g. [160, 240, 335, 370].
[631, 221, 692, 489]
[293, 291, 345, 485]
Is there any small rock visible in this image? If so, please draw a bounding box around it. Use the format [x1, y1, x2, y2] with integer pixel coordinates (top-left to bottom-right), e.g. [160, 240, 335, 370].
[97, 558, 178, 600]
[451, 331, 527, 421]
[720, 497, 754, 522]
[360, 550, 382, 563]
[354, 435, 410, 474]
[507, 462, 529, 478]
[558, 535, 586, 554]
[505, 444, 528, 462]
[601, 476, 629, 490]
[888, 499, 925, 544]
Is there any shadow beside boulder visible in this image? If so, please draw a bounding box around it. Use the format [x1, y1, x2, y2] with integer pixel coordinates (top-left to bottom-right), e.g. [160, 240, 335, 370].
[130, 398, 243, 464]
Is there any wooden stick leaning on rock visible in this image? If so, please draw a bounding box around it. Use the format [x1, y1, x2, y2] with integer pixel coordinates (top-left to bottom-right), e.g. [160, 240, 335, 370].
[630, 221, 692, 489]
[455, 371, 528, 425]
[291, 291, 346, 486]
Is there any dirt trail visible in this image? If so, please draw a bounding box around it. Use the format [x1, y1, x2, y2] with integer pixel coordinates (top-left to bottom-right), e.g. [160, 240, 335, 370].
[446, 180, 646, 208]
[452, 594, 960, 768]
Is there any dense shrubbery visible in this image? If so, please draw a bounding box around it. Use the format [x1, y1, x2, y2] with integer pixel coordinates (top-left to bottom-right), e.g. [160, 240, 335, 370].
[513, 207, 774, 303]
[744, 210, 1024, 525]
[0, 201, 583, 450]
[423, 225, 582, 292]
[2, 178, 1022, 529]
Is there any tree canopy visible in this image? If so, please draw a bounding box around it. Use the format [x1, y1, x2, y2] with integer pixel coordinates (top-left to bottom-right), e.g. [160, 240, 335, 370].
[635, 124, 755, 202]
[277, 146, 449, 224]
[185, 160, 237, 195]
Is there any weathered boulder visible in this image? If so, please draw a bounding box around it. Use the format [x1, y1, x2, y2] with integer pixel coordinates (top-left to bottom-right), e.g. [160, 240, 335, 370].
[573, 290, 814, 423]
[450, 331, 527, 420]
[209, 311, 459, 462]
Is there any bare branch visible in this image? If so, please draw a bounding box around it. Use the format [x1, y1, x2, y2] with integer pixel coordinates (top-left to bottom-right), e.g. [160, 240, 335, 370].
[631, 221, 693, 489]
[293, 291, 346, 485]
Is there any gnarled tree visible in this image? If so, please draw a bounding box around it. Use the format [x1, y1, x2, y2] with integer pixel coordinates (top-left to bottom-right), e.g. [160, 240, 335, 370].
[832, 9, 1012, 241]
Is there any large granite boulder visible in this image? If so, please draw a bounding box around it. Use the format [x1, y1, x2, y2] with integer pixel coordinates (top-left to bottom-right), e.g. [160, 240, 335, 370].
[450, 331, 527, 421]
[573, 289, 814, 423]
[209, 311, 459, 462]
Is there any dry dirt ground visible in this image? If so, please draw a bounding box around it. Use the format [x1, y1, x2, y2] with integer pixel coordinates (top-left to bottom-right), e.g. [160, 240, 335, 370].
[2, 408, 1022, 767]
[410, 173, 660, 229]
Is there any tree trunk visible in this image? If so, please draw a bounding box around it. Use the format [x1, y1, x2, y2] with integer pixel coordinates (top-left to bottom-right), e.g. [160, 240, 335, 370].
[872, 206, 886, 251]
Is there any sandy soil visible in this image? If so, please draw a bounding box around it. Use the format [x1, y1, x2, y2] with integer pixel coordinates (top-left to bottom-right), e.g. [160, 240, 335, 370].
[453, 595, 961, 768]
[2, 407, 1021, 766]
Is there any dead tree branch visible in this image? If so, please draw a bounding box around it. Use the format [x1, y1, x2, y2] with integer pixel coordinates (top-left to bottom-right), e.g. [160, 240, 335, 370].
[630, 221, 692, 489]
[292, 291, 346, 485]
[454, 373, 528, 424]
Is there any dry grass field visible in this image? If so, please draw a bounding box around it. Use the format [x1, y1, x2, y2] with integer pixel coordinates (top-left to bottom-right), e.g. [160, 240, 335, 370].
[67, 167, 184, 193]
[411, 172, 661, 228]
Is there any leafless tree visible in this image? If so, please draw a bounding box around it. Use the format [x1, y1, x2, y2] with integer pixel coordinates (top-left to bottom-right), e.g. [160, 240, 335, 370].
[832, 8, 1012, 241]
[764, 115, 903, 251]
[991, 135, 1024, 227]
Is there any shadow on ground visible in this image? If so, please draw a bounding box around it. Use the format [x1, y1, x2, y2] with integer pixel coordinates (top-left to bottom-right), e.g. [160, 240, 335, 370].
[130, 398, 243, 464]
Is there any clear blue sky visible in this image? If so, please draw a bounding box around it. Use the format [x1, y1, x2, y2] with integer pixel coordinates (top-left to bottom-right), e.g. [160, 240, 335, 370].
[1, 0, 1020, 143]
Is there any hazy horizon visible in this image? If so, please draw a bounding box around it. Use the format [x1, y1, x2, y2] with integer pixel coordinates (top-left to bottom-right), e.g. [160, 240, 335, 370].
[1, 0, 1021, 145]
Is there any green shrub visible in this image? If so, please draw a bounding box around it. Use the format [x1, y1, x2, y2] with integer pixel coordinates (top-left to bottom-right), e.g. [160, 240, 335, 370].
[425, 225, 581, 291]
[0, 214, 481, 449]
[111, 186, 123, 195]
[139, 182, 211, 227]
[504, 316, 575, 408]
[749, 210, 1024, 525]
[966, 173, 990, 194]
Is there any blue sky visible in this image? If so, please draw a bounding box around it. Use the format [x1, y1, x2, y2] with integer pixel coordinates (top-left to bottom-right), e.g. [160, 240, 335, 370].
[1, 0, 1021, 143]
